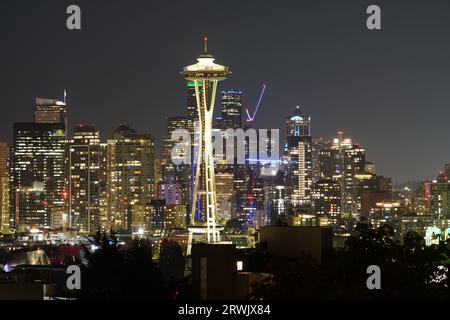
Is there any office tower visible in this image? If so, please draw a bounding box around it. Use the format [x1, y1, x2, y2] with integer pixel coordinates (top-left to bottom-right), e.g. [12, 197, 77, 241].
[314, 139, 340, 181]
[98, 142, 109, 230]
[107, 125, 155, 231]
[163, 116, 190, 161]
[11, 123, 66, 231]
[162, 116, 191, 210]
[181, 38, 230, 254]
[243, 172, 264, 227]
[412, 181, 431, 215]
[16, 182, 46, 232]
[342, 143, 366, 216]
[0, 142, 10, 233]
[187, 81, 202, 132]
[233, 165, 247, 220]
[68, 124, 101, 233]
[315, 133, 366, 218]
[161, 162, 190, 203]
[221, 89, 243, 130]
[215, 164, 234, 222]
[286, 106, 310, 137]
[312, 179, 341, 226]
[284, 106, 313, 207]
[429, 173, 450, 219]
[0, 143, 8, 181]
[358, 172, 392, 217]
[34, 97, 68, 134]
[263, 171, 287, 226]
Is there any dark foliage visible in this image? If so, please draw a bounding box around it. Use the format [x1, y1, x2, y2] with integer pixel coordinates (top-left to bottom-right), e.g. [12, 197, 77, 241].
[80, 230, 166, 300]
[250, 222, 450, 300]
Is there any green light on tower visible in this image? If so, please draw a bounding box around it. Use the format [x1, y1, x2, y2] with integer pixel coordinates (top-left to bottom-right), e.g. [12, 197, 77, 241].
[187, 81, 203, 87]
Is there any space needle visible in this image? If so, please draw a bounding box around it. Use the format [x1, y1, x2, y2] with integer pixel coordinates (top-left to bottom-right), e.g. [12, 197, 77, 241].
[181, 38, 231, 255]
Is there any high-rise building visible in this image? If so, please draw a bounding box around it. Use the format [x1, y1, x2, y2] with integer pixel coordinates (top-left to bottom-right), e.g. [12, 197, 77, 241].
[342, 143, 366, 216]
[0, 142, 10, 234]
[130, 201, 187, 234]
[34, 97, 68, 134]
[181, 38, 230, 254]
[99, 142, 109, 231]
[0, 143, 8, 179]
[187, 81, 203, 134]
[68, 124, 101, 233]
[221, 89, 242, 130]
[286, 106, 310, 137]
[162, 115, 191, 212]
[314, 133, 366, 219]
[312, 179, 341, 226]
[16, 182, 46, 232]
[429, 173, 450, 219]
[107, 125, 154, 231]
[11, 123, 66, 231]
[284, 106, 313, 207]
[263, 171, 287, 226]
[243, 172, 264, 227]
[215, 164, 234, 222]
[163, 116, 190, 161]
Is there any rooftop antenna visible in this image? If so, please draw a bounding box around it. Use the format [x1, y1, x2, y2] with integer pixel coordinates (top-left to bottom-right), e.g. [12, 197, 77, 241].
[204, 36, 208, 53]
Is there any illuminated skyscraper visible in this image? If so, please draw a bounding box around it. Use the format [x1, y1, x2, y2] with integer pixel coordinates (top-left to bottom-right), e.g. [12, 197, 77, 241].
[215, 164, 234, 222]
[34, 96, 68, 134]
[314, 132, 366, 221]
[263, 171, 287, 226]
[11, 123, 66, 231]
[429, 173, 450, 219]
[343, 144, 366, 215]
[284, 106, 313, 207]
[286, 106, 310, 137]
[163, 116, 190, 161]
[107, 125, 154, 231]
[99, 142, 109, 230]
[16, 182, 47, 232]
[187, 81, 203, 134]
[68, 124, 101, 233]
[181, 38, 230, 254]
[0, 142, 10, 234]
[221, 89, 243, 130]
[312, 179, 341, 226]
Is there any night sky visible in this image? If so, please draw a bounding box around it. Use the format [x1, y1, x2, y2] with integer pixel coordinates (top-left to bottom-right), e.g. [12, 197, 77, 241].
[1, 0, 449, 183]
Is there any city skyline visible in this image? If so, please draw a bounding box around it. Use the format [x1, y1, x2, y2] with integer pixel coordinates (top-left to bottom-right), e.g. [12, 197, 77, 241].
[1, 0, 450, 183]
[2, 1, 450, 302]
